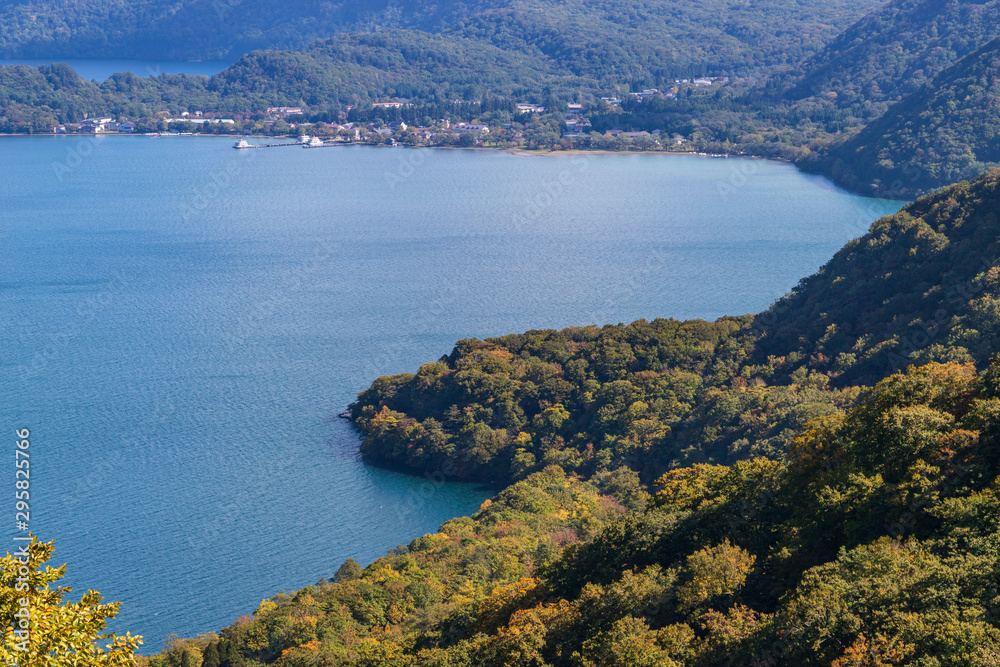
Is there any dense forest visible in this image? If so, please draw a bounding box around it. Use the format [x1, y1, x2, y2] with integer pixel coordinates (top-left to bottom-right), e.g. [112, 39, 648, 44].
[0, 0, 882, 79]
[753, 166, 1000, 377]
[0, 54, 833, 160]
[0, 35, 583, 133]
[785, 0, 1000, 123]
[212, 32, 591, 106]
[350, 170, 1000, 486]
[814, 39, 1000, 197]
[780, 0, 1000, 196]
[118, 171, 1000, 666]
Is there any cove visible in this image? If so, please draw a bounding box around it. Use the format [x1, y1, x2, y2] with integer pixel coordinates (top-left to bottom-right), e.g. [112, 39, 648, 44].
[0, 136, 905, 651]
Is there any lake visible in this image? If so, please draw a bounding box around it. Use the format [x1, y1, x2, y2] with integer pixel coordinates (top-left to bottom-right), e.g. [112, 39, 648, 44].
[0, 136, 905, 651]
[0, 58, 230, 80]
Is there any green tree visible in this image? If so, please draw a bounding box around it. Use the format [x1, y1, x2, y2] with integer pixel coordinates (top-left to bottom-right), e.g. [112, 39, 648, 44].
[1, 536, 142, 666]
[334, 558, 363, 583]
[217, 639, 243, 667]
[676, 540, 756, 613]
[201, 643, 220, 667]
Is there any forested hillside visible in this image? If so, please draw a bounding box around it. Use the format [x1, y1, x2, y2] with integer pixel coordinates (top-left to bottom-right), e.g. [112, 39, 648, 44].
[141, 171, 1000, 666]
[349, 170, 1000, 488]
[815, 40, 1000, 197]
[0, 31, 585, 132]
[0, 0, 883, 80]
[11, 1, 1000, 664]
[754, 166, 1000, 381]
[211, 31, 592, 105]
[143, 406, 1000, 666]
[785, 0, 1000, 122]
[778, 0, 1000, 196]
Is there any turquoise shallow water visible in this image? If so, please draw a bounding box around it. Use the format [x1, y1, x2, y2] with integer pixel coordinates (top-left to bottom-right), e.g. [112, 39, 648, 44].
[0, 136, 905, 651]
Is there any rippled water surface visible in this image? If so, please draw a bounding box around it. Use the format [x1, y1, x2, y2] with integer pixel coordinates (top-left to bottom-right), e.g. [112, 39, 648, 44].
[0, 137, 905, 651]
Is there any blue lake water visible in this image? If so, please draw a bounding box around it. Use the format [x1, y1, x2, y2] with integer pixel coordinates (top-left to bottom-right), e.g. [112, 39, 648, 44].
[0, 58, 230, 80]
[0, 136, 906, 652]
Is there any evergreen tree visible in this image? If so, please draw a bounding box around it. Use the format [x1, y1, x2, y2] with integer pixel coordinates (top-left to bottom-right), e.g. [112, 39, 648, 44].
[217, 639, 231, 667]
[201, 643, 220, 667]
[218, 639, 243, 667]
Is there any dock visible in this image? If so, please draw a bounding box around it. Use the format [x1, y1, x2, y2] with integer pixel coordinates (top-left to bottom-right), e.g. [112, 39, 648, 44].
[233, 138, 305, 149]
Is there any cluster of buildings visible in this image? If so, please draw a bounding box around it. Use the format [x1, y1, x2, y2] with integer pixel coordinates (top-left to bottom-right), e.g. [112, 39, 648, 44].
[162, 110, 236, 126]
[603, 129, 653, 138]
[53, 110, 236, 134]
[607, 77, 731, 104]
[685, 76, 728, 86]
[563, 114, 593, 135]
[343, 119, 496, 143]
[54, 117, 118, 133]
[517, 103, 546, 114]
[45, 86, 721, 145]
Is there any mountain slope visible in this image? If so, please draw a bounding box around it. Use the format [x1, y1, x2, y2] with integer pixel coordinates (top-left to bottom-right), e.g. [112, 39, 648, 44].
[0, 32, 589, 130]
[756, 168, 1000, 383]
[210, 31, 592, 106]
[814, 40, 1000, 197]
[350, 170, 1000, 490]
[787, 0, 1000, 120]
[0, 0, 885, 82]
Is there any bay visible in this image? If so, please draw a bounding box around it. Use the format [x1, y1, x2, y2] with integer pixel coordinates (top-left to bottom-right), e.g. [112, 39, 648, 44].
[0, 136, 905, 651]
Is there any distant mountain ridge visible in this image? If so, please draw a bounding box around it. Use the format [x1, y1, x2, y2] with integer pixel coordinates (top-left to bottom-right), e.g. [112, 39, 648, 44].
[0, 0, 885, 82]
[7, 0, 1000, 200]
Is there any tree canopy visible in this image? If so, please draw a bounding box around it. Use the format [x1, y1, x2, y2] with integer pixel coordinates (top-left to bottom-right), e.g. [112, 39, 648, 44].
[1, 536, 142, 666]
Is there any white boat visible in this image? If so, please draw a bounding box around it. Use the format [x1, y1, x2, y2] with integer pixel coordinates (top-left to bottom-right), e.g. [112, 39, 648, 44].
[234, 139, 251, 149]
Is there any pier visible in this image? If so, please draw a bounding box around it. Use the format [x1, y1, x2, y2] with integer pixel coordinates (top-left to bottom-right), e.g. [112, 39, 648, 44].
[233, 138, 305, 149]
